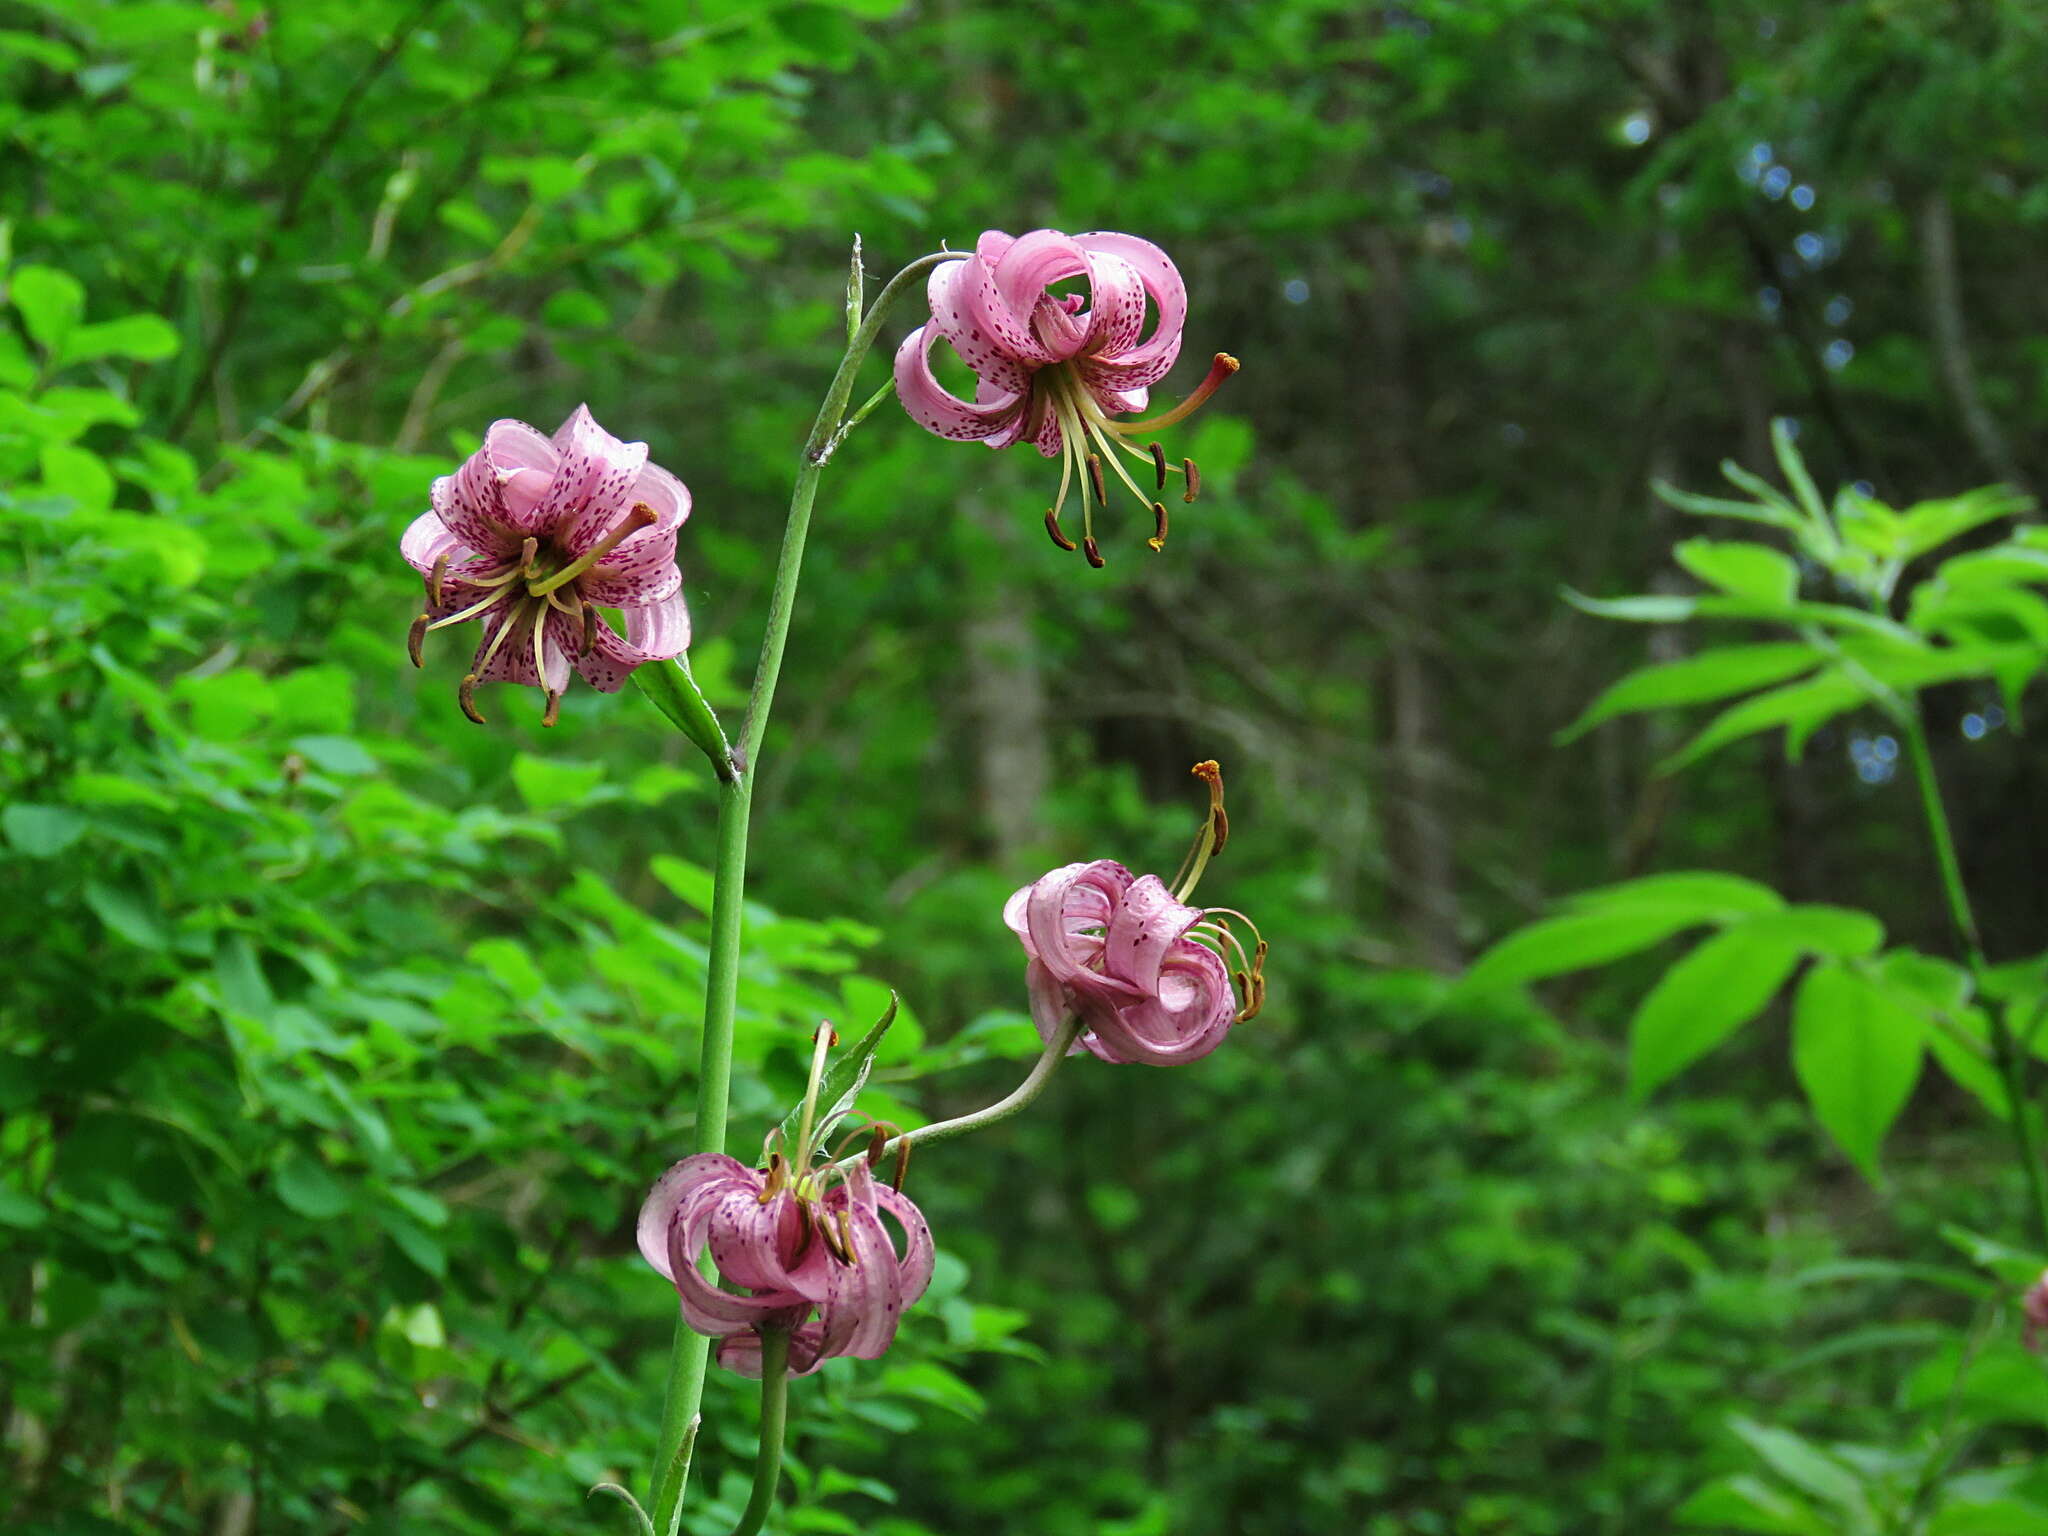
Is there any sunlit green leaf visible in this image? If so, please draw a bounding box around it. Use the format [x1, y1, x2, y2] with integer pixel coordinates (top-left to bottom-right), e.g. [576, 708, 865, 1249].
[1629, 922, 1805, 1097]
[1558, 643, 1821, 740]
[1791, 963, 1925, 1179]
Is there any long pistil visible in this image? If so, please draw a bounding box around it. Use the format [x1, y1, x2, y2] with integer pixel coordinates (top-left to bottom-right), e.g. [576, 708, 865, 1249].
[1115, 353, 1240, 434]
[527, 503, 658, 597]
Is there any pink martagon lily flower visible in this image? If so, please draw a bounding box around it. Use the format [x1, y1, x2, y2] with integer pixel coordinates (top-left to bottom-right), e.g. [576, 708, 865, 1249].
[637, 1152, 934, 1378]
[400, 405, 690, 726]
[1006, 762, 1267, 1066]
[893, 228, 1238, 565]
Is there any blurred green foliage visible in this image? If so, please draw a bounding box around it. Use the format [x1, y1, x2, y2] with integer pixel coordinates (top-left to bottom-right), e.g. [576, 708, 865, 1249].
[6, 1, 2048, 1533]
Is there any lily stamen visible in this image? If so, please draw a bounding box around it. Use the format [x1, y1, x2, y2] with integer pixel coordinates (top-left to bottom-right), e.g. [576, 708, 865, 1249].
[1116, 353, 1240, 434]
[1171, 760, 1229, 901]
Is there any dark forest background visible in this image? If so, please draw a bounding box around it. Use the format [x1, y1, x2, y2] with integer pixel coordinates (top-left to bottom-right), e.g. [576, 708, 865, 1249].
[5, 2, 2048, 1532]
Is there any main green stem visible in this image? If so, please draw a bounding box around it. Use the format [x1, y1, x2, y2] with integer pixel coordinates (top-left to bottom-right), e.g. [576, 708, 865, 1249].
[726, 1330, 792, 1536]
[1902, 712, 2048, 1251]
[646, 247, 965, 1534]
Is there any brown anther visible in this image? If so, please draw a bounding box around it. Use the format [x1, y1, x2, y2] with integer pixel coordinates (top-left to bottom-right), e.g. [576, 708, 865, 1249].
[517, 536, 538, 574]
[1083, 536, 1105, 569]
[1148, 502, 1169, 552]
[578, 599, 598, 657]
[837, 1209, 858, 1265]
[1086, 454, 1108, 507]
[865, 1124, 890, 1168]
[1149, 441, 1168, 489]
[812, 1024, 840, 1048]
[428, 553, 450, 607]
[457, 674, 487, 725]
[1182, 458, 1201, 504]
[819, 1208, 854, 1265]
[407, 613, 430, 669]
[892, 1138, 912, 1194]
[758, 1152, 788, 1203]
[1233, 968, 1266, 1023]
[541, 689, 562, 728]
[1044, 507, 1078, 552]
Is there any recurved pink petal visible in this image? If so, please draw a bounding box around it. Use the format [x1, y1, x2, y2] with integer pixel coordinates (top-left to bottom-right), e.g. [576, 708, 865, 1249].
[1025, 960, 1088, 1055]
[973, 229, 1017, 266]
[705, 1185, 808, 1294]
[637, 1155, 760, 1283]
[578, 461, 687, 607]
[400, 509, 473, 577]
[815, 1169, 906, 1362]
[926, 258, 1039, 390]
[718, 1321, 829, 1379]
[983, 230, 1091, 363]
[458, 419, 557, 535]
[543, 405, 645, 545]
[893, 325, 1029, 444]
[1079, 349, 1179, 398]
[1073, 231, 1187, 373]
[1024, 861, 1137, 989]
[427, 471, 499, 555]
[1103, 875, 1205, 995]
[872, 1184, 935, 1307]
[1092, 941, 1237, 1066]
[668, 1202, 808, 1336]
[573, 591, 690, 692]
[1079, 247, 1149, 358]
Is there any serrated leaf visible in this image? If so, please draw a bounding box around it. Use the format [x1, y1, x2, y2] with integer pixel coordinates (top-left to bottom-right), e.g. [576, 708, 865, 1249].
[1559, 643, 1821, 740]
[1629, 922, 1805, 1097]
[778, 993, 898, 1155]
[1675, 539, 1800, 605]
[1791, 963, 1925, 1179]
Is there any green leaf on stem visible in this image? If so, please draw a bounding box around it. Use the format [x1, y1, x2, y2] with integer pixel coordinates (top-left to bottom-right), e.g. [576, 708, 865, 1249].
[778, 991, 898, 1155]
[1459, 906, 1721, 995]
[1791, 962, 1925, 1180]
[1558, 643, 1821, 741]
[1659, 671, 1867, 774]
[1674, 539, 1800, 605]
[1629, 921, 1805, 1098]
